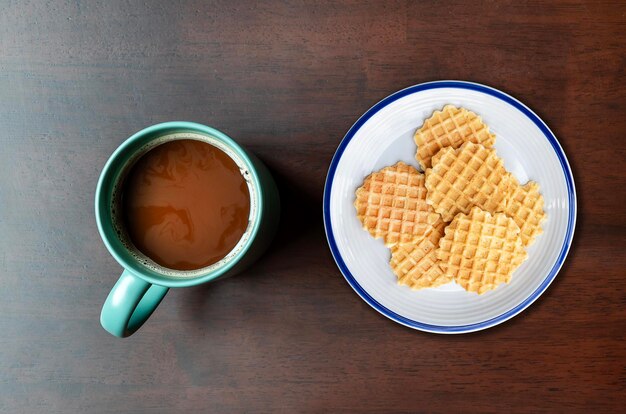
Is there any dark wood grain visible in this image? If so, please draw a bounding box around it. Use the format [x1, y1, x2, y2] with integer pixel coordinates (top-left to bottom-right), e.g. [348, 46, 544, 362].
[1, 1, 625, 412]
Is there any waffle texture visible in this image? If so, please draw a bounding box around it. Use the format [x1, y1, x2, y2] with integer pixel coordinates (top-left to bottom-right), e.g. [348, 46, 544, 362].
[425, 142, 513, 222]
[505, 177, 546, 246]
[390, 222, 450, 290]
[355, 162, 443, 246]
[436, 207, 527, 294]
[414, 105, 496, 170]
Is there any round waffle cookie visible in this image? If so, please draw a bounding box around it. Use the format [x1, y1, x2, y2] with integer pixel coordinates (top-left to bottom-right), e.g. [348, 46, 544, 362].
[425, 142, 513, 222]
[354, 162, 443, 246]
[436, 207, 527, 295]
[505, 177, 546, 247]
[390, 222, 451, 290]
[414, 105, 496, 170]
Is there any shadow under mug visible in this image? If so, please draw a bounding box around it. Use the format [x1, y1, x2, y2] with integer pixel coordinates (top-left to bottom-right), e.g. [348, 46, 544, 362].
[95, 122, 280, 338]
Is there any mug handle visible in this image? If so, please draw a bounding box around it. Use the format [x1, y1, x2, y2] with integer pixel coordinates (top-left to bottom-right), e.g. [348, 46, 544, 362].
[100, 270, 169, 338]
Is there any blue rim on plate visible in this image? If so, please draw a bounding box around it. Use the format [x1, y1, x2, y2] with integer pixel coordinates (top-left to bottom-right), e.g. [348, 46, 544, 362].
[323, 80, 577, 334]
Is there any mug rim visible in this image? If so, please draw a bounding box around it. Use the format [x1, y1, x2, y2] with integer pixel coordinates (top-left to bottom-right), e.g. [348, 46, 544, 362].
[95, 121, 264, 288]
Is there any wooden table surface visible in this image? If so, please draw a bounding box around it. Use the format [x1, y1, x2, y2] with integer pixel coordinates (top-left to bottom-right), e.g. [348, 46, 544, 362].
[1, 1, 625, 412]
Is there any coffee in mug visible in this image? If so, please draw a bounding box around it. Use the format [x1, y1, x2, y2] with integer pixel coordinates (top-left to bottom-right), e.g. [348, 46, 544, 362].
[121, 139, 251, 271]
[97, 122, 280, 338]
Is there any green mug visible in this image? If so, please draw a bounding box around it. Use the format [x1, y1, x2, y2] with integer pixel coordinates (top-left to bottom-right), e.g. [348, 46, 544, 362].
[95, 122, 280, 338]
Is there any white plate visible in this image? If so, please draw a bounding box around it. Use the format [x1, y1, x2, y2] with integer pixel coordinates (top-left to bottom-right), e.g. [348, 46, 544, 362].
[323, 81, 576, 333]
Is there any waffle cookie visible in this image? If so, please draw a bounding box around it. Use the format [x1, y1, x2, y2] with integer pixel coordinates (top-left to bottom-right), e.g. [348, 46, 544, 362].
[505, 178, 546, 246]
[436, 207, 527, 294]
[354, 162, 443, 246]
[390, 222, 450, 290]
[414, 105, 496, 170]
[425, 142, 513, 222]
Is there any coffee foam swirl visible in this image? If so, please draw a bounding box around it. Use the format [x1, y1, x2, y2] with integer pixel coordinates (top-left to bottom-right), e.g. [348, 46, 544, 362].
[110, 132, 258, 279]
